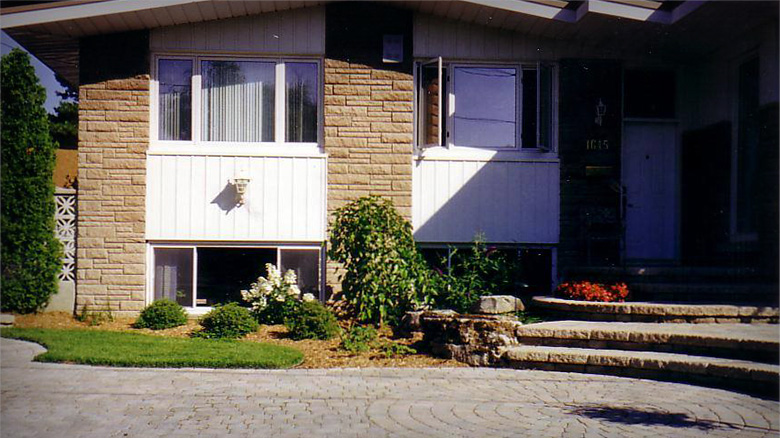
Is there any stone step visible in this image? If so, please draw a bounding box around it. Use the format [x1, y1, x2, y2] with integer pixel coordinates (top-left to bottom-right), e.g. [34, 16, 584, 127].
[514, 321, 779, 364]
[629, 283, 779, 305]
[503, 345, 780, 398]
[531, 296, 779, 323]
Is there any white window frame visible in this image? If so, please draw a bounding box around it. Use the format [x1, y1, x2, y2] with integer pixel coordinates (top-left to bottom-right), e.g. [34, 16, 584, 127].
[414, 59, 558, 159]
[151, 53, 323, 156]
[147, 242, 324, 314]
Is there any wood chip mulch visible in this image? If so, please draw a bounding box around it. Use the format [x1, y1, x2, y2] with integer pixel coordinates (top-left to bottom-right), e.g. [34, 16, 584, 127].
[10, 312, 467, 369]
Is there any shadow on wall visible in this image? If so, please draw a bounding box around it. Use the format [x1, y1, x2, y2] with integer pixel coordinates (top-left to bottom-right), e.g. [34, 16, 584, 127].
[211, 183, 239, 214]
[412, 156, 559, 245]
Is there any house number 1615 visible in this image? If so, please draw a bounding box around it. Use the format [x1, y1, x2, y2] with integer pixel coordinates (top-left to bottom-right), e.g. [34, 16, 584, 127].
[586, 139, 609, 150]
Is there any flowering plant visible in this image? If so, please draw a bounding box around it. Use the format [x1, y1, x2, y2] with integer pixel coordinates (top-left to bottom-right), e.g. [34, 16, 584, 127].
[555, 281, 629, 302]
[241, 263, 314, 324]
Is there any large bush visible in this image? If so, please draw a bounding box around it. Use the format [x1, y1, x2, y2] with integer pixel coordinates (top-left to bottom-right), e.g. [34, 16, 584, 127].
[328, 196, 433, 325]
[1, 49, 62, 313]
[135, 300, 188, 330]
[284, 300, 340, 340]
[197, 303, 259, 339]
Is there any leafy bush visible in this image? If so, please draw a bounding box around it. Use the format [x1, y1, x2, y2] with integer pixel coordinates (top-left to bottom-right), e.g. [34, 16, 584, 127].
[431, 236, 523, 313]
[1, 49, 62, 313]
[379, 341, 416, 358]
[339, 325, 378, 354]
[197, 303, 259, 339]
[556, 281, 629, 302]
[242, 264, 313, 325]
[135, 299, 188, 330]
[329, 196, 434, 325]
[284, 300, 340, 340]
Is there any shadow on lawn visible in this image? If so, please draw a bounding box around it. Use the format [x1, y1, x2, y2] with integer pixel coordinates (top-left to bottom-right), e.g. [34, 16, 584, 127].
[567, 405, 734, 431]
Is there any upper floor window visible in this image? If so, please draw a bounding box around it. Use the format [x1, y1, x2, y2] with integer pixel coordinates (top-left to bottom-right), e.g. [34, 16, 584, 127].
[417, 59, 555, 152]
[154, 56, 320, 147]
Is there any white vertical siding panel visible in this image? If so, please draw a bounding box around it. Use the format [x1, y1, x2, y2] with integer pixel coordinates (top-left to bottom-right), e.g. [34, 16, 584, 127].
[264, 157, 279, 238]
[278, 158, 294, 240]
[291, 158, 307, 239]
[235, 156, 252, 240]
[218, 157, 234, 240]
[190, 156, 206, 239]
[150, 7, 325, 55]
[174, 155, 192, 237]
[145, 156, 160, 238]
[160, 157, 178, 237]
[412, 159, 560, 244]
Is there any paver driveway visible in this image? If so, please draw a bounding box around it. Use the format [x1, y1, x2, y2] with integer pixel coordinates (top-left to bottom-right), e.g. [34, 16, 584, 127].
[2, 338, 778, 438]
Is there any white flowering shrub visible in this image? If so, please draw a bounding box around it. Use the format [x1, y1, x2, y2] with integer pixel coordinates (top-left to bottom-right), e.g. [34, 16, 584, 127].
[241, 263, 308, 325]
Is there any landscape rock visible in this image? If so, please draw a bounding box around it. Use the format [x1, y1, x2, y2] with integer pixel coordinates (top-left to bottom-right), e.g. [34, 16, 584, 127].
[472, 295, 525, 314]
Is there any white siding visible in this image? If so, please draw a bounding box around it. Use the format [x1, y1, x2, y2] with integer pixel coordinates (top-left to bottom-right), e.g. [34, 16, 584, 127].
[150, 6, 325, 55]
[146, 154, 326, 242]
[412, 158, 559, 244]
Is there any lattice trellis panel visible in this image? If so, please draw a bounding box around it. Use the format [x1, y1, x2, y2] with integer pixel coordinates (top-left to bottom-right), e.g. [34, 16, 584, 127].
[55, 190, 76, 282]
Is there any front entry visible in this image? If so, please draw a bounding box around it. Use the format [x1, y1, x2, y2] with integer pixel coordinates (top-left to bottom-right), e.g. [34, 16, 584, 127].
[622, 121, 678, 261]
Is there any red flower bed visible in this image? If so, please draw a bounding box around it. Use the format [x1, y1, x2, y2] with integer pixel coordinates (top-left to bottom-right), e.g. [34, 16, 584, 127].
[555, 281, 629, 302]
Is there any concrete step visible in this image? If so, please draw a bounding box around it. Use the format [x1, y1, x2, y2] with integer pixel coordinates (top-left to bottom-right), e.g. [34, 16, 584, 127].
[503, 345, 780, 398]
[514, 321, 779, 364]
[531, 296, 779, 323]
[629, 283, 779, 305]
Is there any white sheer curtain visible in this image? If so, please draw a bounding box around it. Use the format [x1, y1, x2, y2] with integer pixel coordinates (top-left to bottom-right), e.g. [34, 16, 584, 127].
[154, 248, 193, 306]
[158, 59, 192, 141]
[201, 60, 275, 142]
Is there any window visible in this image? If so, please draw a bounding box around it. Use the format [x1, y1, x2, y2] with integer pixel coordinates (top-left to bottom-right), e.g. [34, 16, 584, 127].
[152, 245, 323, 309]
[417, 60, 555, 151]
[154, 56, 320, 146]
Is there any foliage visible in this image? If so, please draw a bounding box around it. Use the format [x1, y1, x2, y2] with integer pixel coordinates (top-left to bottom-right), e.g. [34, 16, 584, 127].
[197, 303, 259, 339]
[1, 49, 62, 314]
[75, 304, 114, 327]
[284, 300, 340, 341]
[431, 236, 523, 313]
[1, 328, 303, 369]
[49, 101, 78, 151]
[379, 341, 417, 358]
[134, 299, 188, 330]
[339, 325, 378, 354]
[515, 311, 545, 324]
[556, 281, 629, 302]
[328, 196, 434, 326]
[242, 263, 313, 325]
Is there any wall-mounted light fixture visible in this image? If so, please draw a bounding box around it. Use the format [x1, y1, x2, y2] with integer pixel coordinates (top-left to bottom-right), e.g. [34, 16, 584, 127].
[231, 171, 250, 206]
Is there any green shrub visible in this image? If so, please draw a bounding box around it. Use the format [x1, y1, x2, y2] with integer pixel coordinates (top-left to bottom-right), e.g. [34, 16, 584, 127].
[135, 300, 188, 330]
[329, 196, 434, 326]
[1, 49, 62, 313]
[284, 301, 340, 340]
[75, 304, 114, 327]
[432, 236, 523, 313]
[339, 325, 378, 354]
[197, 303, 258, 339]
[379, 341, 416, 358]
[241, 263, 303, 325]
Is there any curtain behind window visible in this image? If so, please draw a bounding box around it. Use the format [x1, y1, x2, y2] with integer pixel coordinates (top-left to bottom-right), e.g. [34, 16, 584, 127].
[202, 60, 275, 142]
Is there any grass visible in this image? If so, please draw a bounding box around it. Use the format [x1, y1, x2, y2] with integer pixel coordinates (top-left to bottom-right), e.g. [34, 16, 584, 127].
[0, 327, 304, 369]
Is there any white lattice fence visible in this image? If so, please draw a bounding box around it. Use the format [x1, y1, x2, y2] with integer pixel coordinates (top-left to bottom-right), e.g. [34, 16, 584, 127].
[55, 188, 76, 282]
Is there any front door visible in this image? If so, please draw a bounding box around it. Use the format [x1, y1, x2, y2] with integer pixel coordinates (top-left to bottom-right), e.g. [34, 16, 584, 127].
[623, 121, 678, 261]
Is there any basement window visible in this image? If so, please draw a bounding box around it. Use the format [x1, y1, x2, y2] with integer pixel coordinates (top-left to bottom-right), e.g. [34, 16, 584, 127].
[417, 60, 555, 151]
[152, 245, 322, 309]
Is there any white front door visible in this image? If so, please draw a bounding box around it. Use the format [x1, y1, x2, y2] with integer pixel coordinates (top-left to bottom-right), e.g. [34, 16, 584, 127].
[623, 121, 678, 261]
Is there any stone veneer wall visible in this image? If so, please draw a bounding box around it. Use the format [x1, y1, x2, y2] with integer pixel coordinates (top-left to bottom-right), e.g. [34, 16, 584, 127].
[322, 59, 414, 294]
[76, 31, 150, 315]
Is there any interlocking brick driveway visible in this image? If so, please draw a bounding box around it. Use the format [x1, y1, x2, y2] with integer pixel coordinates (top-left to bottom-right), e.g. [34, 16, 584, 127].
[2, 338, 778, 437]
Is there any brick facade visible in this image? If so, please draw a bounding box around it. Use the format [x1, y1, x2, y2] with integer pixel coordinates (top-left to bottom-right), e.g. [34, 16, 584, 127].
[322, 59, 414, 293]
[76, 76, 149, 315]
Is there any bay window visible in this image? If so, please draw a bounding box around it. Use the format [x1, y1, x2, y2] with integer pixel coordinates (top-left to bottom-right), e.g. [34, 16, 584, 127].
[417, 60, 555, 151]
[154, 56, 320, 146]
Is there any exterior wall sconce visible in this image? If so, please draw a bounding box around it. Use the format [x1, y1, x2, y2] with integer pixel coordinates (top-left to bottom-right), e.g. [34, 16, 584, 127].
[231, 173, 250, 206]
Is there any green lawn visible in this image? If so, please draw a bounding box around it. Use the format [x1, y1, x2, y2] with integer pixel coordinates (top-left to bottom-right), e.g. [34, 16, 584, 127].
[1, 328, 304, 369]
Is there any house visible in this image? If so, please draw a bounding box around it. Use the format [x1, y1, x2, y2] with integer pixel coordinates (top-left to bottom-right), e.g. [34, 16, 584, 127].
[2, 0, 777, 315]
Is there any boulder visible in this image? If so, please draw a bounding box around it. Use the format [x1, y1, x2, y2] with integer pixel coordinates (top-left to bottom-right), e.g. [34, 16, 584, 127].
[472, 295, 525, 314]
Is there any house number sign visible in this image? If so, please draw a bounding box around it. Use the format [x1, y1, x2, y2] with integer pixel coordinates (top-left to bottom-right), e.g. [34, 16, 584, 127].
[586, 139, 610, 150]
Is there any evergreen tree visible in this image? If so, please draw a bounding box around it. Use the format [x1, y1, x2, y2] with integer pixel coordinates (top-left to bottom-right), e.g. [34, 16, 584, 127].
[49, 73, 78, 150]
[1, 49, 62, 313]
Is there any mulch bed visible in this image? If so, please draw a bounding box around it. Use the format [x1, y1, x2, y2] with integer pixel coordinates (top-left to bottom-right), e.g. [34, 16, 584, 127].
[11, 312, 466, 369]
